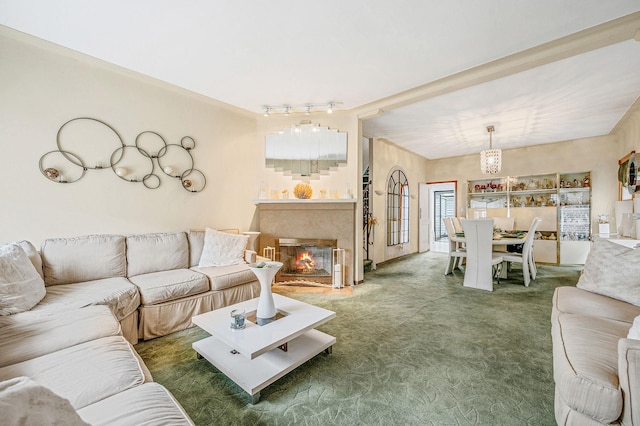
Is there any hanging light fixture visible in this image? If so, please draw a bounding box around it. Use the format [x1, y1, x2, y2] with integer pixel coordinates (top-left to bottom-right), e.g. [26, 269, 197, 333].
[480, 125, 502, 174]
[261, 102, 341, 117]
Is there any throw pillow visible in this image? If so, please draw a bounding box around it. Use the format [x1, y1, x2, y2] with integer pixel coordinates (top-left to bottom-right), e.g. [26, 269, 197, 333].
[198, 228, 249, 267]
[577, 238, 640, 306]
[628, 315, 640, 340]
[0, 376, 89, 426]
[0, 244, 46, 315]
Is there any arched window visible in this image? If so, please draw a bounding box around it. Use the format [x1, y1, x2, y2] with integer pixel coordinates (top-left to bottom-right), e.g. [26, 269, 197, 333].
[387, 168, 409, 246]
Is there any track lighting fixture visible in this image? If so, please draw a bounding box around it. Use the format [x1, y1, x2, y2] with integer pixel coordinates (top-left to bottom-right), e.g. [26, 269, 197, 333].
[260, 102, 342, 117]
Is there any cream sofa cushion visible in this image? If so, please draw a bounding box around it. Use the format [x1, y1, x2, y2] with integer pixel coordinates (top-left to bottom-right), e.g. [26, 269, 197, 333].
[0, 336, 149, 409]
[187, 229, 205, 268]
[128, 269, 209, 305]
[577, 238, 640, 306]
[0, 305, 120, 368]
[1, 240, 43, 279]
[628, 315, 640, 339]
[126, 232, 188, 277]
[32, 277, 139, 321]
[78, 382, 194, 426]
[192, 264, 258, 291]
[553, 286, 640, 324]
[552, 311, 626, 423]
[0, 244, 45, 315]
[41, 235, 126, 286]
[198, 228, 248, 267]
[0, 376, 89, 426]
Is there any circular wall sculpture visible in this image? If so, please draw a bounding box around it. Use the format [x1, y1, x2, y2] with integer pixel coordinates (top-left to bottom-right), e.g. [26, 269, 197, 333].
[39, 117, 206, 193]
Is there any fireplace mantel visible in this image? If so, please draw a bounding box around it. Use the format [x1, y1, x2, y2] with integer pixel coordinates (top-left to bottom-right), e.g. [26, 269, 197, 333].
[253, 199, 356, 205]
[255, 198, 356, 286]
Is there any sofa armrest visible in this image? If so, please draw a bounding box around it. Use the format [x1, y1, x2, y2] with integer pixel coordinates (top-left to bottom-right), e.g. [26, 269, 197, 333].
[618, 337, 640, 426]
[244, 250, 257, 264]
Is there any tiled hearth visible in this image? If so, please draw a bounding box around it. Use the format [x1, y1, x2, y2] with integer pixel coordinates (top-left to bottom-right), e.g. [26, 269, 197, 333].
[254, 199, 356, 286]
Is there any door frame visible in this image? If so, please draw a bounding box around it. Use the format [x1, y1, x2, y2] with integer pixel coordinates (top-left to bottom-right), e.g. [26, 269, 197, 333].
[425, 180, 458, 252]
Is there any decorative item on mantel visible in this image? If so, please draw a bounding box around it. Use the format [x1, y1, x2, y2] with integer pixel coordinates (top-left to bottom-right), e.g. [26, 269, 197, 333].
[293, 182, 313, 199]
[480, 125, 502, 175]
[38, 117, 206, 192]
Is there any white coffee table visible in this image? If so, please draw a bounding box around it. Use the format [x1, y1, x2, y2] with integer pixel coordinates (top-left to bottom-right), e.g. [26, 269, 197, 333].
[191, 293, 336, 403]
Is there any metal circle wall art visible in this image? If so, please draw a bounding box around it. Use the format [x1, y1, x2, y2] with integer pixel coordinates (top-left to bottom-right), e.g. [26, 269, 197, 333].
[39, 117, 206, 193]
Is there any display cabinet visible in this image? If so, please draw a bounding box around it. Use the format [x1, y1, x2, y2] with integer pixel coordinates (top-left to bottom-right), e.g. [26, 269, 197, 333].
[558, 172, 591, 264]
[508, 173, 558, 208]
[466, 171, 591, 265]
[467, 177, 507, 218]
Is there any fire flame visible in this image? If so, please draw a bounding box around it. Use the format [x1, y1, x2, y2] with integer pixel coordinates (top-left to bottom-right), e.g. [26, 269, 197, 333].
[296, 252, 315, 270]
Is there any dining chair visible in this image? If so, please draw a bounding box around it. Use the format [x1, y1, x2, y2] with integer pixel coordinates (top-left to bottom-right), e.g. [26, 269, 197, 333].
[452, 217, 463, 233]
[502, 217, 543, 287]
[443, 217, 466, 275]
[461, 219, 503, 291]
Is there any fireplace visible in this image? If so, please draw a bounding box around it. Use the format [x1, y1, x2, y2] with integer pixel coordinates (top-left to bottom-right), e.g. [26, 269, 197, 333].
[275, 238, 337, 285]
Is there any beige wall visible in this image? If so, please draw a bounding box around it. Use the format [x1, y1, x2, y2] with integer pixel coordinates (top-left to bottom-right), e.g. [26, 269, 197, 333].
[0, 27, 260, 246]
[613, 98, 640, 161]
[371, 138, 429, 266]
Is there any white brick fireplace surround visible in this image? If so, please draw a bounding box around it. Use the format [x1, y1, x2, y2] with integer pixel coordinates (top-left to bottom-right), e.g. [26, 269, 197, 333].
[254, 199, 357, 286]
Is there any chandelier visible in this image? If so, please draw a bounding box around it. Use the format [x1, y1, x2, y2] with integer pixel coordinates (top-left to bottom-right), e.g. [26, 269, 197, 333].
[480, 125, 502, 174]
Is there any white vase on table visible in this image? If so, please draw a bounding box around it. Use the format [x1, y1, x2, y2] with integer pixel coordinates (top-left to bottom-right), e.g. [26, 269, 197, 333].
[248, 261, 283, 325]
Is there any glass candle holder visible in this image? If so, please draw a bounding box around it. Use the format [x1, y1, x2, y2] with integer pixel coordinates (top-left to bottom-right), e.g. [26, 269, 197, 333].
[230, 309, 246, 330]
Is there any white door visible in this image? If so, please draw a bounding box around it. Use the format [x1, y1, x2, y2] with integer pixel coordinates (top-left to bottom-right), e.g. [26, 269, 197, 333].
[419, 182, 430, 252]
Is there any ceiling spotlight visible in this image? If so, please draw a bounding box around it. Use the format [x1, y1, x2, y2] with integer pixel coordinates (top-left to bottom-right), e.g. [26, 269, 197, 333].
[261, 102, 340, 116]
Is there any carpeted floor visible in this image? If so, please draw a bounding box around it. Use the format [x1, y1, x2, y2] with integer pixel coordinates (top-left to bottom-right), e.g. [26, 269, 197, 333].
[135, 251, 581, 425]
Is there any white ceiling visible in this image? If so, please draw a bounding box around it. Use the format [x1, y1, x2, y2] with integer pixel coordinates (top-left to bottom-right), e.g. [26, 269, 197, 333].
[1, 1, 639, 159]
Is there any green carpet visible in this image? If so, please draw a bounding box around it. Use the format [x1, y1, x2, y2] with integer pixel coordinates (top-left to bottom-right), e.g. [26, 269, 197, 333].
[135, 251, 580, 425]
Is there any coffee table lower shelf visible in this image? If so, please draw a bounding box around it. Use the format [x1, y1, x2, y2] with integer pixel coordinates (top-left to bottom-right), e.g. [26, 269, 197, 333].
[192, 328, 335, 404]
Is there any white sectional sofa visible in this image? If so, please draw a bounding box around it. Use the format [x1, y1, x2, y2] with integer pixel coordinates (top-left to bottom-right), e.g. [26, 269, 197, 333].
[0, 228, 262, 425]
[551, 239, 640, 425]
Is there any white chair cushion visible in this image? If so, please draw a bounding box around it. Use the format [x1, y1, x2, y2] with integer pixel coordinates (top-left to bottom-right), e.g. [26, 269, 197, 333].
[0, 244, 45, 315]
